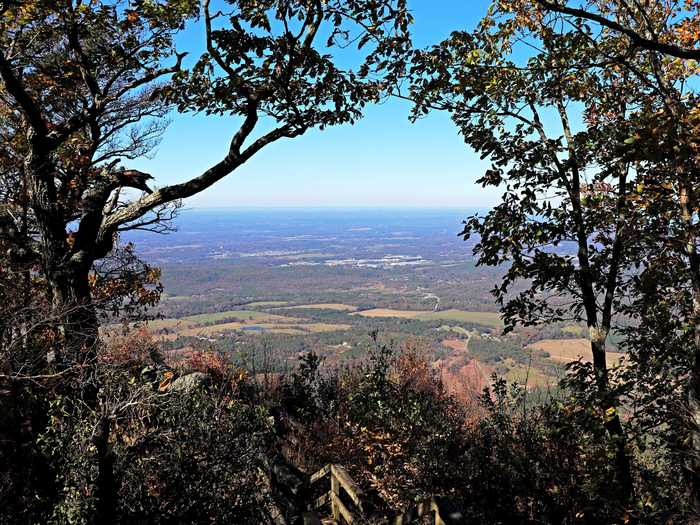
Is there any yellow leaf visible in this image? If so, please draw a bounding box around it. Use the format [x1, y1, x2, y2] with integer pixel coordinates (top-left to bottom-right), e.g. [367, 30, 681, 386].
[605, 406, 617, 421]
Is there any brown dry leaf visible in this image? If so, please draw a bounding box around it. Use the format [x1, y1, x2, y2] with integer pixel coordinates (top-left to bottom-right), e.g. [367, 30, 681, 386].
[159, 371, 174, 392]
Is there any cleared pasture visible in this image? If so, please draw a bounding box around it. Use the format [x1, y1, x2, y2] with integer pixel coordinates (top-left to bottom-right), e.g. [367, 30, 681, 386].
[182, 310, 291, 324]
[437, 325, 472, 337]
[244, 301, 290, 308]
[180, 321, 351, 337]
[143, 318, 196, 331]
[416, 310, 502, 328]
[299, 322, 353, 332]
[505, 361, 558, 389]
[353, 308, 502, 328]
[352, 308, 428, 319]
[277, 303, 358, 311]
[561, 325, 586, 337]
[528, 339, 624, 367]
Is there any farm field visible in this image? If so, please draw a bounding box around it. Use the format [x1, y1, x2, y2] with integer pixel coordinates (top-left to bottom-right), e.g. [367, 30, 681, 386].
[528, 339, 624, 367]
[352, 308, 430, 319]
[504, 360, 559, 390]
[416, 309, 502, 328]
[179, 321, 352, 336]
[181, 310, 290, 324]
[145, 310, 352, 338]
[136, 299, 611, 400]
[276, 303, 359, 311]
[243, 301, 290, 308]
[140, 296, 581, 398]
[436, 336, 561, 393]
[353, 308, 502, 328]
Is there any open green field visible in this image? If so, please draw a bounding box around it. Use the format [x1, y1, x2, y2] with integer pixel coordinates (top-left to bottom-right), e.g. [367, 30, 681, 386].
[437, 325, 472, 336]
[353, 308, 502, 328]
[243, 301, 290, 308]
[140, 306, 353, 339]
[181, 310, 291, 324]
[351, 308, 428, 319]
[415, 310, 502, 328]
[277, 303, 358, 312]
[561, 325, 587, 337]
[504, 360, 559, 390]
[180, 321, 351, 336]
[139, 318, 195, 331]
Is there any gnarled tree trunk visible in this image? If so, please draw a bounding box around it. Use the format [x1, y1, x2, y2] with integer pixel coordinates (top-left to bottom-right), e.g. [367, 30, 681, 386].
[26, 144, 99, 366]
[46, 264, 98, 365]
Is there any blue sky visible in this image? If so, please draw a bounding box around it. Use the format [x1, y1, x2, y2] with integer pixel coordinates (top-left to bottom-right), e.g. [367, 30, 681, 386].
[130, 1, 498, 208]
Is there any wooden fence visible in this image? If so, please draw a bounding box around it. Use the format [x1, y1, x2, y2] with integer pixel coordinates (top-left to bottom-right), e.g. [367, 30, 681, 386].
[308, 463, 462, 524]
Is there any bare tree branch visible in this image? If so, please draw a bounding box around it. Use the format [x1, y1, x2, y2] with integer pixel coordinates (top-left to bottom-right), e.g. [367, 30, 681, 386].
[99, 100, 305, 234]
[536, 0, 700, 59]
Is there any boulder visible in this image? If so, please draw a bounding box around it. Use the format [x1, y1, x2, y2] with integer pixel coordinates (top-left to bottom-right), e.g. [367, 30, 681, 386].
[169, 372, 210, 393]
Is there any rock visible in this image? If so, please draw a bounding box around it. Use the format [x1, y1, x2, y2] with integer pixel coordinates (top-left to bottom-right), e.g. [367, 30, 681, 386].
[169, 372, 210, 392]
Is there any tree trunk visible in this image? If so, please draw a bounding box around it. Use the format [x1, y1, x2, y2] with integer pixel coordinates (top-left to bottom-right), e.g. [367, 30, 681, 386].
[25, 150, 99, 365]
[556, 97, 633, 501]
[92, 414, 115, 525]
[25, 150, 92, 364]
[590, 329, 633, 501]
[47, 265, 98, 365]
[689, 299, 700, 523]
[679, 182, 700, 521]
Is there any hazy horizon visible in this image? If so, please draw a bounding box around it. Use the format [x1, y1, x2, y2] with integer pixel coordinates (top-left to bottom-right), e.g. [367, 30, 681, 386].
[171, 204, 491, 211]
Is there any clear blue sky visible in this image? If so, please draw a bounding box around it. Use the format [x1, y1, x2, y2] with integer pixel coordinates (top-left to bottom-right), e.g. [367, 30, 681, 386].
[130, 1, 498, 208]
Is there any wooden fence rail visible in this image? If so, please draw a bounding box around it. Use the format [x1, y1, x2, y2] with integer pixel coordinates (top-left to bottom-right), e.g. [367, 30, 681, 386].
[310, 464, 364, 523]
[309, 464, 462, 524]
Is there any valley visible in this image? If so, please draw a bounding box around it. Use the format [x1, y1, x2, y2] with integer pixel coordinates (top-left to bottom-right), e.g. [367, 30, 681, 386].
[119, 208, 623, 398]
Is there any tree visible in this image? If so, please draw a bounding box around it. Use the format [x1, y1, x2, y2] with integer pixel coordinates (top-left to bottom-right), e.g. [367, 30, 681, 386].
[406, 6, 653, 504]
[0, 0, 411, 364]
[612, 87, 700, 522]
[535, 0, 700, 59]
[0, 0, 193, 364]
[515, 1, 700, 517]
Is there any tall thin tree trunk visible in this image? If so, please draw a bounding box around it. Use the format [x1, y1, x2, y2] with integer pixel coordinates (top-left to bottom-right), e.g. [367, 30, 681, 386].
[680, 182, 700, 521]
[689, 300, 700, 523]
[590, 327, 633, 500]
[559, 98, 633, 499]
